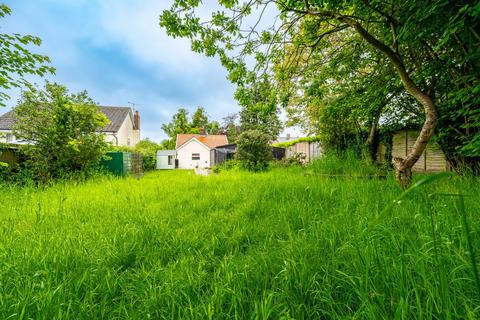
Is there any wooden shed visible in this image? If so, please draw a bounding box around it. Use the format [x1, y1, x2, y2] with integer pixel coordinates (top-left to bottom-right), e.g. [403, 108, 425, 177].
[391, 130, 449, 172]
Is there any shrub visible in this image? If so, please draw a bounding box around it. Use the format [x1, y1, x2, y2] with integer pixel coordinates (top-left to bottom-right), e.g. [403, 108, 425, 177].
[13, 83, 109, 182]
[212, 159, 240, 173]
[273, 152, 304, 167]
[236, 129, 272, 172]
[134, 139, 162, 171]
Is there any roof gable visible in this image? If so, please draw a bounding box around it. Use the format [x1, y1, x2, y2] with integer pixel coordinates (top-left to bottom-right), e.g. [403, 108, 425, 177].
[99, 106, 133, 132]
[177, 137, 212, 152]
[176, 134, 228, 149]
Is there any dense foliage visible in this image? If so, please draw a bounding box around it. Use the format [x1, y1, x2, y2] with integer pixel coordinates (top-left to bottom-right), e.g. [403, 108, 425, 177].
[236, 76, 282, 140]
[13, 83, 109, 182]
[0, 5, 54, 107]
[273, 136, 320, 148]
[221, 113, 241, 143]
[236, 129, 272, 171]
[133, 139, 163, 171]
[160, 0, 480, 184]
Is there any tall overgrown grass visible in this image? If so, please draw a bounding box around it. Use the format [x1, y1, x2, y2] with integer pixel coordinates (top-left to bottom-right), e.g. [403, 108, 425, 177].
[0, 156, 479, 319]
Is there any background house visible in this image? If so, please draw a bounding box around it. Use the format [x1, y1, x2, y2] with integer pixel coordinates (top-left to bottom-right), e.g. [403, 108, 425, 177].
[0, 106, 141, 147]
[176, 134, 228, 169]
[101, 107, 141, 147]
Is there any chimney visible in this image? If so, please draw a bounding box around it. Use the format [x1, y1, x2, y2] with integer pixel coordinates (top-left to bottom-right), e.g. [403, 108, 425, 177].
[134, 110, 140, 130]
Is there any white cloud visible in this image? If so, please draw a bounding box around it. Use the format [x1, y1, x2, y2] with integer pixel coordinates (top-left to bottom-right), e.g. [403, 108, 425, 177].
[94, 0, 213, 74]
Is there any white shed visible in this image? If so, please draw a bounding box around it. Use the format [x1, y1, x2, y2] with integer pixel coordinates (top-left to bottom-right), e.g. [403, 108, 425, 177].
[156, 150, 176, 169]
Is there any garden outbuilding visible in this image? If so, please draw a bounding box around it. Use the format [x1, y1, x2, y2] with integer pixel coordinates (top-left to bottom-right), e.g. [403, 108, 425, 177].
[156, 150, 176, 169]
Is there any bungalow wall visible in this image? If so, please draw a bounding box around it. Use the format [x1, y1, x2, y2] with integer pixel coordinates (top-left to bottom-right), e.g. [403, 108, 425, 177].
[392, 130, 449, 172]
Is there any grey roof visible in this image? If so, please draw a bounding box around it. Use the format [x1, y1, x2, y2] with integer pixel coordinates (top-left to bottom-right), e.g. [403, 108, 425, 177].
[99, 106, 132, 132]
[0, 110, 15, 130]
[0, 106, 133, 133]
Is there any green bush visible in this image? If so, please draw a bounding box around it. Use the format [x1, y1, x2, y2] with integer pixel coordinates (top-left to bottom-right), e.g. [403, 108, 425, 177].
[272, 152, 304, 167]
[13, 83, 109, 183]
[236, 129, 272, 172]
[272, 136, 321, 148]
[212, 159, 240, 173]
[134, 139, 162, 171]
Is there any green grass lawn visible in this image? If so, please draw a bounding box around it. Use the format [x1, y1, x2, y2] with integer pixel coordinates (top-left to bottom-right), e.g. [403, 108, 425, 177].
[0, 163, 479, 319]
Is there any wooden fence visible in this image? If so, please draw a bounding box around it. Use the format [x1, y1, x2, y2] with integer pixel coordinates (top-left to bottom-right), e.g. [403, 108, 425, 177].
[0, 147, 19, 168]
[285, 141, 322, 163]
[391, 130, 449, 172]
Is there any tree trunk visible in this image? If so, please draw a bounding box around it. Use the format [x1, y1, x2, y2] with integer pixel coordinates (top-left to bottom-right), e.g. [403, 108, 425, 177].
[366, 100, 388, 162]
[290, 9, 439, 185]
[348, 21, 438, 186]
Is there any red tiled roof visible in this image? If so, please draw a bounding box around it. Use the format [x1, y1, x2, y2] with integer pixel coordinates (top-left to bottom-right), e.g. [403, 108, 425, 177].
[176, 134, 228, 149]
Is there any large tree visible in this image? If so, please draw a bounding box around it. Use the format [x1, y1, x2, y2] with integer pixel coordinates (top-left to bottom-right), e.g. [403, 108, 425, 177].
[161, 107, 222, 148]
[13, 83, 109, 182]
[161, 107, 191, 149]
[0, 5, 54, 107]
[221, 113, 241, 143]
[191, 107, 209, 133]
[161, 0, 480, 185]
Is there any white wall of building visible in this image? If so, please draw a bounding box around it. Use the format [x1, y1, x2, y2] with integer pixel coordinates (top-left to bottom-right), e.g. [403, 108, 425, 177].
[0, 130, 28, 144]
[1, 119, 140, 147]
[177, 139, 211, 169]
[110, 116, 140, 147]
[157, 150, 176, 169]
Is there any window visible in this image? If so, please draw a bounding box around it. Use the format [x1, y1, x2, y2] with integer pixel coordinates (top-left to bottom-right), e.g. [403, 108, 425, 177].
[127, 137, 131, 146]
[6, 134, 14, 143]
[192, 153, 200, 160]
[168, 155, 174, 165]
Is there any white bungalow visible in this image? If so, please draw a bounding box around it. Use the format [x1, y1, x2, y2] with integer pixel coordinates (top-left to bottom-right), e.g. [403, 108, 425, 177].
[175, 134, 228, 169]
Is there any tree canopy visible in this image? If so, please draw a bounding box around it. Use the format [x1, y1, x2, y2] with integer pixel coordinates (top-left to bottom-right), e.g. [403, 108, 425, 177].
[0, 5, 54, 107]
[161, 106, 222, 149]
[13, 83, 108, 181]
[161, 0, 480, 185]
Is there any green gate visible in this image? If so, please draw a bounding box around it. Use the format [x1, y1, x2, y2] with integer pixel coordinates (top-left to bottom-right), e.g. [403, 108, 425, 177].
[101, 152, 132, 176]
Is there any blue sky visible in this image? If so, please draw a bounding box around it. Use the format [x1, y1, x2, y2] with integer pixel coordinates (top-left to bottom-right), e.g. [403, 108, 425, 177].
[1, 0, 242, 142]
